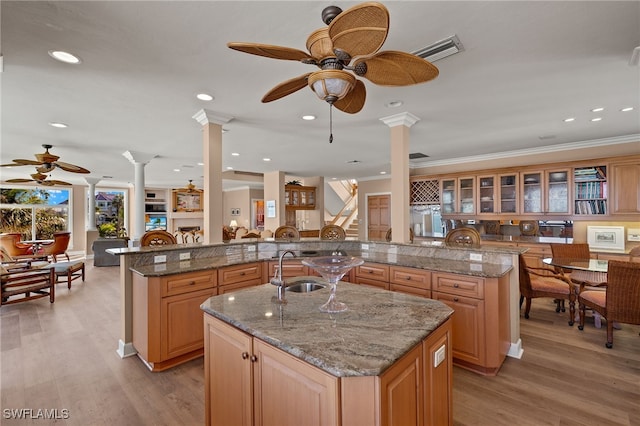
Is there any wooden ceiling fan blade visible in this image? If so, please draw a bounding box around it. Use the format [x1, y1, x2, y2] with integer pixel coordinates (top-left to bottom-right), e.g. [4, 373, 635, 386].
[262, 73, 312, 103]
[354, 51, 439, 86]
[334, 80, 366, 114]
[228, 42, 314, 62]
[55, 161, 90, 173]
[10, 159, 41, 166]
[46, 180, 72, 186]
[6, 178, 34, 183]
[328, 2, 389, 58]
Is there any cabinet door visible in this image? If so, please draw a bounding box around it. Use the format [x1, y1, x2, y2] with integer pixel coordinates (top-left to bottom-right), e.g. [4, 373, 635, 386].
[268, 260, 308, 278]
[545, 169, 570, 214]
[573, 165, 607, 215]
[441, 178, 456, 214]
[423, 319, 453, 426]
[379, 343, 423, 426]
[477, 175, 496, 214]
[431, 292, 485, 366]
[218, 263, 262, 287]
[205, 315, 253, 426]
[610, 162, 640, 215]
[161, 288, 217, 360]
[253, 339, 339, 426]
[498, 174, 518, 213]
[521, 172, 543, 214]
[458, 177, 476, 214]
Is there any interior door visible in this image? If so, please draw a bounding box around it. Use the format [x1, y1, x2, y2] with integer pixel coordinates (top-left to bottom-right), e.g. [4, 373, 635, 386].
[367, 194, 390, 241]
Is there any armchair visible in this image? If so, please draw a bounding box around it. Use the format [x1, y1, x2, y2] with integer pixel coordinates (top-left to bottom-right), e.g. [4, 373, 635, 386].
[39, 231, 71, 262]
[0, 233, 33, 257]
[1, 266, 55, 306]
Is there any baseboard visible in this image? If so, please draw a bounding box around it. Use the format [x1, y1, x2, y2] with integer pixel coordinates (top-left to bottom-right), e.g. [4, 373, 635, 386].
[117, 340, 137, 358]
[507, 339, 524, 359]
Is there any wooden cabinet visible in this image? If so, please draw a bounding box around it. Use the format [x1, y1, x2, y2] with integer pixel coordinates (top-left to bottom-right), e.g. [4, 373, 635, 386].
[517, 242, 551, 268]
[132, 269, 217, 371]
[574, 165, 608, 215]
[520, 171, 543, 214]
[389, 265, 431, 298]
[431, 272, 509, 376]
[217, 262, 262, 294]
[477, 175, 497, 214]
[610, 161, 640, 215]
[285, 185, 316, 210]
[354, 262, 390, 290]
[204, 313, 453, 426]
[545, 169, 570, 214]
[498, 173, 518, 214]
[441, 177, 475, 214]
[441, 178, 456, 214]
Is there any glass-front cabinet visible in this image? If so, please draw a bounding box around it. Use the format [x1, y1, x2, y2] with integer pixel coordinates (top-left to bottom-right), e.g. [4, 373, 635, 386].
[477, 175, 496, 214]
[441, 179, 456, 214]
[458, 177, 475, 214]
[521, 172, 543, 214]
[545, 169, 570, 214]
[498, 174, 518, 213]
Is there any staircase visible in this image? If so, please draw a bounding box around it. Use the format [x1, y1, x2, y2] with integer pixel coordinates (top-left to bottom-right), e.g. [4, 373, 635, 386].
[325, 180, 358, 237]
[345, 222, 359, 238]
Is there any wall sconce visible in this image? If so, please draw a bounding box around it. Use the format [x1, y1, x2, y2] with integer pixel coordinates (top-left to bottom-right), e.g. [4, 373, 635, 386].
[229, 220, 238, 230]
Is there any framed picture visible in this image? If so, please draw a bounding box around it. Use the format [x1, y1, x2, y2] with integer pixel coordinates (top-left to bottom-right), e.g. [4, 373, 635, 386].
[587, 226, 625, 251]
[266, 200, 276, 218]
[173, 191, 202, 212]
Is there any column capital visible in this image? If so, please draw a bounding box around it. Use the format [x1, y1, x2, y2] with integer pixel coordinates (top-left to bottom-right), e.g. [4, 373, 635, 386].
[380, 112, 420, 128]
[84, 177, 101, 186]
[122, 151, 157, 165]
[192, 109, 234, 126]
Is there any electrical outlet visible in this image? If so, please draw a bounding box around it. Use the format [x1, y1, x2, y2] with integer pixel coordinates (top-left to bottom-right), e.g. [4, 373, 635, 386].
[470, 253, 482, 262]
[434, 345, 446, 367]
[361, 243, 369, 250]
[179, 252, 190, 260]
[247, 245, 256, 252]
[154, 255, 167, 264]
[628, 228, 640, 242]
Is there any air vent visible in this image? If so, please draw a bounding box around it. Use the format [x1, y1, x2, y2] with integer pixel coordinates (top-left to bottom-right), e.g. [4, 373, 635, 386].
[409, 152, 429, 160]
[412, 35, 463, 62]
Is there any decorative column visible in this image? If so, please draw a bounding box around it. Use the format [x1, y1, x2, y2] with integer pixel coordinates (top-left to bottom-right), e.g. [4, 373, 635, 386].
[192, 109, 233, 244]
[123, 151, 157, 243]
[380, 112, 420, 243]
[85, 177, 101, 230]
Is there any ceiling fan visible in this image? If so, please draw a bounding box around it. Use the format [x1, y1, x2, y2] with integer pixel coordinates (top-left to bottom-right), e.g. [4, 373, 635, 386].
[176, 180, 200, 193]
[5, 172, 72, 186]
[228, 2, 439, 117]
[1, 144, 90, 174]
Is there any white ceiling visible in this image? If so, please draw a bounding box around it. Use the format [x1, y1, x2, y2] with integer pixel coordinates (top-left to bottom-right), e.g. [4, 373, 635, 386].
[2, 1, 639, 190]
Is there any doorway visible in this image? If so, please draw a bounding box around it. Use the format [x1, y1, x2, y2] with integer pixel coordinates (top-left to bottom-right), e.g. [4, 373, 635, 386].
[367, 194, 390, 241]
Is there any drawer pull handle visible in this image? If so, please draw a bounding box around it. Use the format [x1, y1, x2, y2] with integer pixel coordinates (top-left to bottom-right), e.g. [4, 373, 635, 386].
[454, 297, 459, 302]
[250, 355, 258, 363]
[453, 283, 459, 288]
[368, 270, 373, 274]
[189, 281, 196, 285]
[405, 276, 411, 280]
[241, 352, 249, 360]
[240, 272, 245, 276]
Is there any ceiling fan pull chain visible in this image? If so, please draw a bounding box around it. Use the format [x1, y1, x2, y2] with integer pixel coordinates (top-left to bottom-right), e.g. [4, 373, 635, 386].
[329, 104, 333, 143]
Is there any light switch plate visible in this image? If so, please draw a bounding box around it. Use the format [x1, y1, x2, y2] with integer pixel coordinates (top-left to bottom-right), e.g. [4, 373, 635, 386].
[154, 255, 167, 263]
[628, 229, 640, 242]
[434, 345, 446, 367]
[179, 252, 190, 260]
[470, 253, 482, 262]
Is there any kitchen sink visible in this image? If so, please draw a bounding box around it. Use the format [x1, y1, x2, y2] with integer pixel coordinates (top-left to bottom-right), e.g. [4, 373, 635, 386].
[286, 282, 326, 293]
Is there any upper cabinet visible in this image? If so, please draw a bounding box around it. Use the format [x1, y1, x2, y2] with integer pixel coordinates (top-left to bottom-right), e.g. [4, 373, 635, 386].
[545, 169, 570, 214]
[477, 175, 497, 214]
[441, 179, 456, 214]
[573, 165, 607, 215]
[520, 172, 543, 214]
[285, 185, 316, 210]
[610, 161, 640, 215]
[498, 173, 518, 214]
[458, 177, 476, 215]
[441, 177, 475, 214]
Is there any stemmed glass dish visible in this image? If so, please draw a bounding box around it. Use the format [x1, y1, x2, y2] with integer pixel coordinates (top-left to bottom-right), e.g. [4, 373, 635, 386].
[301, 256, 364, 313]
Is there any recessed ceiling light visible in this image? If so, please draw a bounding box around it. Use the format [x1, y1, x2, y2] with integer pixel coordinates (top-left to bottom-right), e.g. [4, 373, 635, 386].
[48, 50, 81, 64]
[621, 107, 634, 112]
[226, 166, 234, 170]
[591, 107, 604, 112]
[563, 118, 575, 122]
[302, 115, 316, 120]
[231, 152, 240, 156]
[196, 93, 214, 101]
[197, 162, 204, 166]
[380, 171, 387, 175]
[263, 158, 271, 162]
[49, 121, 68, 128]
[591, 117, 603, 122]
[173, 168, 181, 172]
[385, 100, 403, 108]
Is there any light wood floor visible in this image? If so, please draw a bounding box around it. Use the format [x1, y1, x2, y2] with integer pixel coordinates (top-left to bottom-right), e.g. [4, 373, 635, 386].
[1, 262, 639, 425]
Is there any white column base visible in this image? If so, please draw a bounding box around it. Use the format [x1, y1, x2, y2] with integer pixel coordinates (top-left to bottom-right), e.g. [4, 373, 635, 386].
[117, 340, 137, 358]
[507, 338, 524, 359]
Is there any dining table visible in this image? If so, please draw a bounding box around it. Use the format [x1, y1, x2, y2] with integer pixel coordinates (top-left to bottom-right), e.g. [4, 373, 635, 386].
[543, 257, 608, 273]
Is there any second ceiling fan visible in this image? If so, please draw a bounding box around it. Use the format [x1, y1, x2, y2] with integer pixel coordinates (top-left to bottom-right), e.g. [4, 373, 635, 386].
[228, 2, 439, 115]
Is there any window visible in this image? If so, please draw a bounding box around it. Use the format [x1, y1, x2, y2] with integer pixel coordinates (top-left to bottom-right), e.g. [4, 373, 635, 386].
[1, 187, 70, 240]
[94, 189, 128, 237]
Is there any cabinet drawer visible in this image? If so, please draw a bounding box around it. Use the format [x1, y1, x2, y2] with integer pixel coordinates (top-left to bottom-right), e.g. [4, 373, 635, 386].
[355, 262, 390, 281]
[390, 283, 430, 298]
[390, 266, 431, 290]
[162, 270, 216, 297]
[219, 262, 263, 286]
[432, 272, 484, 299]
[355, 276, 389, 290]
[267, 260, 308, 279]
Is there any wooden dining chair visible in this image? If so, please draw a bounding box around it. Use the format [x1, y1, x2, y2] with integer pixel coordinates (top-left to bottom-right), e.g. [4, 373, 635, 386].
[629, 246, 640, 262]
[549, 243, 607, 290]
[274, 226, 300, 241]
[140, 230, 177, 246]
[578, 260, 640, 348]
[518, 254, 576, 325]
[320, 225, 346, 240]
[444, 228, 481, 248]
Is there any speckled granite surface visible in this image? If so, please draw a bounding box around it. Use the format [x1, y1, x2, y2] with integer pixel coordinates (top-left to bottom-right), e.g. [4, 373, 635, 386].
[201, 281, 454, 377]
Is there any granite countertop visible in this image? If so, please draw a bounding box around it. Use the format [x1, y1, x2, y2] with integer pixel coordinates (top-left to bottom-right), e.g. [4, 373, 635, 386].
[201, 281, 454, 377]
[130, 254, 261, 277]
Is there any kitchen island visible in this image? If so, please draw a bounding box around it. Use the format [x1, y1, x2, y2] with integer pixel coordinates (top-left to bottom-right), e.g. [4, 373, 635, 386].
[201, 281, 454, 426]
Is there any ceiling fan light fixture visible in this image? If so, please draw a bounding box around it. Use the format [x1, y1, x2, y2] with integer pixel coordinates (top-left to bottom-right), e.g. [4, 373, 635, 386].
[308, 70, 355, 104]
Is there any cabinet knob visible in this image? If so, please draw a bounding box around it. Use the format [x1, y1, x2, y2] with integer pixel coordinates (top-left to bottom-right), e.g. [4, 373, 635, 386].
[189, 281, 196, 285]
[454, 297, 459, 302]
[241, 352, 249, 360]
[250, 355, 258, 363]
[240, 272, 245, 276]
[405, 276, 411, 280]
[453, 283, 459, 288]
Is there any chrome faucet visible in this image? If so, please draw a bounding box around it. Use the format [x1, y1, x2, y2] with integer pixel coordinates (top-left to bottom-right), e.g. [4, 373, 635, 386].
[271, 250, 295, 303]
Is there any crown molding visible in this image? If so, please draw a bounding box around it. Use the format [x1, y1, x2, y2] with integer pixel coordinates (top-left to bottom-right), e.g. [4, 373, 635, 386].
[192, 109, 234, 126]
[380, 112, 420, 128]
